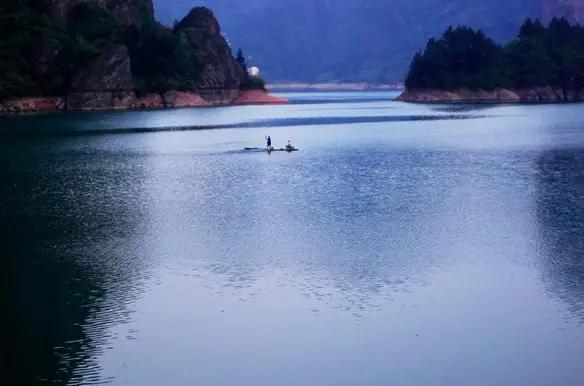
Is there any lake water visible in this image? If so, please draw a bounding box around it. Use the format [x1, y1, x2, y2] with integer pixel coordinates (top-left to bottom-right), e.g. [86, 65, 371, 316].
[2, 91, 584, 386]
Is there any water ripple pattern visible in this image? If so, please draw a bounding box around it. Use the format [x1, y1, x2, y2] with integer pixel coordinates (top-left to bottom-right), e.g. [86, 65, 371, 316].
[2, 91, 584, 386]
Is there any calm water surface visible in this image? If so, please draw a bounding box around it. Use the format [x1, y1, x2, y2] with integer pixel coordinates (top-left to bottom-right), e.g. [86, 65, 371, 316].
[2, 91, 584, 386]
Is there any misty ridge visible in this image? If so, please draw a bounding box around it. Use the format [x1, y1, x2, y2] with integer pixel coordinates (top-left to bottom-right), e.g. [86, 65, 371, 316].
[153, 0, 582, 83]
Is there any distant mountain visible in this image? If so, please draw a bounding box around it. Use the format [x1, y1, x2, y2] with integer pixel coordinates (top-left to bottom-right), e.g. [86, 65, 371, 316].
[153, 0, 584, 84]
[541, 0, 584, 24]
[153, 0, 549, 83]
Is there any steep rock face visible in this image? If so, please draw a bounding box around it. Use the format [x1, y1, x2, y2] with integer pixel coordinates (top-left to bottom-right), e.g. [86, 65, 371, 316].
[70, 44, 133, 91]
[1, 2, 283, 113]
[541, 0, 584, 24]
[175, 7, 245, 96]
[47, 0, 154, 26]
[175, 6, 221, 35]
[67, 44, 135, 110]
[162, 91, 208, 107]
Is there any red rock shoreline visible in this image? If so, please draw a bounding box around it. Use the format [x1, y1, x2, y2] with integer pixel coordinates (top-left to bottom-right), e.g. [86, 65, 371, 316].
[234, 89, 289, 105]
[396, 87, 584, 103]
[0, 90, 288, 115]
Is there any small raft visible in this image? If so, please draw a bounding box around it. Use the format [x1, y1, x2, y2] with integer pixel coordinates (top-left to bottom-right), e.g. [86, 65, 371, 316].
[244, 147, 299, 153]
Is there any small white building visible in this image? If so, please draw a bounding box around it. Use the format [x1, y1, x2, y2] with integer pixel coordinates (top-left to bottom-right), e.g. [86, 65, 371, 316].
[248, 66, 260, 77]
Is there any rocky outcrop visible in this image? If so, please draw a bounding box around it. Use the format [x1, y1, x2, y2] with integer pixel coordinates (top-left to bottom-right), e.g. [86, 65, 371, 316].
[69, 44, 134, 91]
[396, 87, 584, 103]
[0, 3, 285, 114]
[133, 93, 164, 109]
[196, 89, 241, 105]
[235, 90, 289, 105]
[541, 0, 584, 24]
[0, 97, 64, 114]
[397, 88, 521, 103]
[175, 7, 245, 94]
[1, 89, 289, 113]
[162, 91, 208, 107]
[66, 44, 135, 111]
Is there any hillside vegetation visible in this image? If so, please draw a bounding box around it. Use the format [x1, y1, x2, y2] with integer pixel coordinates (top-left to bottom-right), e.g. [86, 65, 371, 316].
[405, 18, 584, 92]
[0, 0, 260, 99]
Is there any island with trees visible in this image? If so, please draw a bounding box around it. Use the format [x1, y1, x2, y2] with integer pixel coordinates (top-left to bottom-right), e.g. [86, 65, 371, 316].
[397, 17, 584, 103]
[0, 0, 286, 114]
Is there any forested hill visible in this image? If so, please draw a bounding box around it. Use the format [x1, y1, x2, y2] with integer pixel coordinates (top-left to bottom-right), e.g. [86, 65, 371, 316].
[399, 18, 584, 102]
[153, 0, 583, 84]
[0, 0, 264, 111]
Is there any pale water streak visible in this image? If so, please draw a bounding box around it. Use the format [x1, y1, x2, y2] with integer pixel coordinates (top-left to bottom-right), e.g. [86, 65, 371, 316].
[2, 92, 584, 386]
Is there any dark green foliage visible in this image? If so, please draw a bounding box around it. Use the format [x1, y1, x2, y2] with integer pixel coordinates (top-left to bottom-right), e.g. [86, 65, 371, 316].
[0, 5, 72, 97]
[124, 18, 204, 94]
[0, 2, 259, 99]
[236, 48, 266, 90]
[240, 75, 266, 90]
[518, 18, 545, 38]
[68, 2, 122, 48]
[406, 18, 584, 91]
[0, 2, 120, 98]
[406, 27, 506, 90]
[236, 48, 247, 72]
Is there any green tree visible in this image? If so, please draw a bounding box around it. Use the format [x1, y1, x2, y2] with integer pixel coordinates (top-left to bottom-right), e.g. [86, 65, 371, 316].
[518, 18, 545, 38]
[405, 18, 584, 92]
[0, 3, 259, 98]
[405, 26, 506, 90]
[236, 48, 247, 72]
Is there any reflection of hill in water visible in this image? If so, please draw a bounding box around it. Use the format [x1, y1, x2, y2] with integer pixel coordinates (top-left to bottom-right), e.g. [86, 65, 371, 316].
[535, 150, 584, 322]
[1, 145, 152, 385]
[4, 107, 584, 384]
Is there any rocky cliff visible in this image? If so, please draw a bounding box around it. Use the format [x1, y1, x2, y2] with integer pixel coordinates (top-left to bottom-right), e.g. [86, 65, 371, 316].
[541, 0, 584, 24]
[174, 7, 246, 103]
[0, 1, 283, 113]
[66, 43, 135, 110]
[64, 5, 247, 110]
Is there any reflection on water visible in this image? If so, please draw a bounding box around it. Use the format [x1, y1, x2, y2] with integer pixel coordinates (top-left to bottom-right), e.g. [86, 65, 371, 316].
[535, 150, 584, 322]
[2, 92, 584, 386]
[1, 114, 489, 138]
[1, 145, 153, 385]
